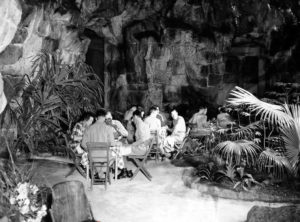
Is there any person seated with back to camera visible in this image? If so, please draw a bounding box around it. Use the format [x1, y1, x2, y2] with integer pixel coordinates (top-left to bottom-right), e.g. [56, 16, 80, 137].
[70, 112, 94, 168]
[163, 108, 186, 158]
[116, 109, 151, 178]
[105, 111, 128, 143]
[80, 109, 118, 178]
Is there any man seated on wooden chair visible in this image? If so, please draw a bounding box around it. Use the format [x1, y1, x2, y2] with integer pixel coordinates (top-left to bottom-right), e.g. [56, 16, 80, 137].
[163, 108, 186, 158]
[70, 112, 94, 168]
[144, 106, 167, 156]
[116, 109, 152, 178]
[81, 109, 117, 180]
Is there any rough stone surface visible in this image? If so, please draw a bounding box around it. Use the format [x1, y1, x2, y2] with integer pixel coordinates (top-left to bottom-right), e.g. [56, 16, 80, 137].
[1, 0, 298, 112]
[246, 205, 300, 222]
[0, 0, 22, 53]
[208, 74, 223, 86]
[11, 28, 28, 44]
[0, 9, 43, 76]
[0, 45, 23, 65]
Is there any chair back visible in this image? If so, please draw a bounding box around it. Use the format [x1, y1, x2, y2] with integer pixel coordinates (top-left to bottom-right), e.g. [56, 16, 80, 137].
[86, 142, 110, 163]
[143, 138, 155, 157]
[185, 127, 191, 137]
[150, 130, 159, 144]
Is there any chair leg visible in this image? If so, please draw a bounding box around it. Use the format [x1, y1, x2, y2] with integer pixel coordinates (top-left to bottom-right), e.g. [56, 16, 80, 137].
[104, 171, 107, 190]
[130, 158, 152, 181]
[130, 169, 140, 181]
[156, 150, 160, 163]
[115, 158, 118, 181]
[173, 150, 180, 159]
[107, 164, 111, 186]
[130, 159, 140, 180]
[139, 162, 152, 179]
[90, 165, 94, 190]
[139, 166, 152, 181]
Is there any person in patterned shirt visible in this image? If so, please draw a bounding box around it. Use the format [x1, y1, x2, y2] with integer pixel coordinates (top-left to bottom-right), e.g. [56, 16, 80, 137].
[70, 112, 94, 155]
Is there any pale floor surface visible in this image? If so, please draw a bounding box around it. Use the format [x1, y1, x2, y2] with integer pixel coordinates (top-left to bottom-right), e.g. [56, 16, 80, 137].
[32, 160, 288, 222]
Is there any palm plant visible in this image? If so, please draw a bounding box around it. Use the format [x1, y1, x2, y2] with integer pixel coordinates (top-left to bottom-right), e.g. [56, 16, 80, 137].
[227, 86, 300, 177]
[0, 51, 103, 154]
[214, 140, 261, 166]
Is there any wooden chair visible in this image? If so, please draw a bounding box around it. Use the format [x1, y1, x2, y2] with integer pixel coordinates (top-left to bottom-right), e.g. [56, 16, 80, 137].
[86, 142, 112, 190]
[173, 127, 191, 159]
[51, 181, 94, 222]
[63, 134, 87, 178]
[148, 130, 160, 163]
[127, 138, 154, 181]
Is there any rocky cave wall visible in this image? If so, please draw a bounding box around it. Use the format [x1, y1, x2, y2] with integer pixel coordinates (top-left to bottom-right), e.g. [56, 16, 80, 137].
[1, 0, 300, 118]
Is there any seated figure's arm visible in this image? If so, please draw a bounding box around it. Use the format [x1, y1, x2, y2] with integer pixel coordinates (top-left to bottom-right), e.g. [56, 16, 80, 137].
[81, 132, 89, 150]
[70, 123, 83, 140]
[132, 124, 151, 146]
[172, 117, 186, 136]
[113, 120, 128, 137]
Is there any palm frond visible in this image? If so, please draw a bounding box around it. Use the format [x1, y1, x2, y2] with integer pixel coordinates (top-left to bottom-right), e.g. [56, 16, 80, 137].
[258, 148, 292, 178]
[280, 107, 300, 174]
[213, 140, 262, 165]
[229, 121, 261, 140]
[227, 86, 292, 127]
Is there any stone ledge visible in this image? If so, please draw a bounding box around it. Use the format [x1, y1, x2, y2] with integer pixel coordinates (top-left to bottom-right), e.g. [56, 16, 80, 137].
[246, 205, 300, 222]
[182, 168, 300, 204]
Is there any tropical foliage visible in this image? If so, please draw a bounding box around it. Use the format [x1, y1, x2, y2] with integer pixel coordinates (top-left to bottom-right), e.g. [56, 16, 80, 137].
[214, 140, 261, 165]
[227, 86, 300, 177]
[193, 85, 300, 189]
[0, 51, 103, 154]
[0, 139, 49, 221]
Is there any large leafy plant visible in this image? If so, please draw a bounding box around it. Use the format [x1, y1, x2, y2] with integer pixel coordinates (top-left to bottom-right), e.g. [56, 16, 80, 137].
[227, 86, 299, 177]
[1, 51, 103, 153]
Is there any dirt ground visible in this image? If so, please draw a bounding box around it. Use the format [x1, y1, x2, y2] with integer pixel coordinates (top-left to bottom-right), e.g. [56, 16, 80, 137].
[32, 159, 291, 222]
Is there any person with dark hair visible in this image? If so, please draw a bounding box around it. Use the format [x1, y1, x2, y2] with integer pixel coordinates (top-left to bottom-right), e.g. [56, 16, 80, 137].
[144, 106, 167, 154]
[70, 112, 94, 154]
[70, 112, 94, 168]
[124, 105, 145, 143]
[124, 105, 137, 143]
[80, 109, 117, 178]
[115, 109, 151, 178]
[130, 110, 151, 152]
[81, 109, 115, 149]
[144, 106, 161, 132]
[163, 108, 186, 156]
[152, 105, 167, 127]
[105, 111, 128, 140]
[124, 105, 137, 123]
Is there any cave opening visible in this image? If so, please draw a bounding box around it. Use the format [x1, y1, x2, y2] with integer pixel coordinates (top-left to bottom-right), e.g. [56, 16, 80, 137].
[84, 29, 105, 83]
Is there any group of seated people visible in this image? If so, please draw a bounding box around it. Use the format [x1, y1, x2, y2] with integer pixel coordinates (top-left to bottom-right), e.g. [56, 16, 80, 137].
[188, 105, 236, 132]
[70, 106, 189, 179]
[69, 104, 236, 180]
